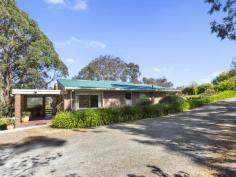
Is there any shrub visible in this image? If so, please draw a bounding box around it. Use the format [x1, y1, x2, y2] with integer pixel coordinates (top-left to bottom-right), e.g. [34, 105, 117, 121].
[197, 83, 215, 94]
[83, 109, 102, 127]
[22, 111, 31, 117]
[6, 118, 15, 125]
[52, 91, 236, 129]
[214, 76, 236, 91]
[0, 118, 16, 130]
[187, 91, 236, 109]
[0, 118, 7, 130]
[159, 95, 184, 104]
[52, 112, 79, 129]
[188, 96, 210, 109]
[160, 96, 189, 112]
[0, 102, 8, 117]
[182, 84, 198, 95]
[136, 95, 152, 106]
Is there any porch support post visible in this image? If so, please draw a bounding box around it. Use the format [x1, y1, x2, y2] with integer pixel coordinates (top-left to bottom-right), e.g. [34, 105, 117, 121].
[15, 94, 21, 127]
[42, 96, 46, 117]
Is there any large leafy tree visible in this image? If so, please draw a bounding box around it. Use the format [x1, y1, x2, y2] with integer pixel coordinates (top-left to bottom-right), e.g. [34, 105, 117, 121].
[74, 55, 141, 82]
[206, 0, 236, 40]
[0, 0, 68, 113]
[126, 62, 141, 83]
[142, 77, 173, 87]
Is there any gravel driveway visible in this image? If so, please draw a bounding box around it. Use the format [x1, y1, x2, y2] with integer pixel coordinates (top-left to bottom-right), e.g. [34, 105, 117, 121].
[0, 98, 236, 177]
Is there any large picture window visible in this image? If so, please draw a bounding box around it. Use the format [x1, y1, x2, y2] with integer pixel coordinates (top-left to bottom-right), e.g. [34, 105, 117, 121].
[78, 95, 90, 108]
[90, 95, 99, 108]
[76, 94, 100, 109]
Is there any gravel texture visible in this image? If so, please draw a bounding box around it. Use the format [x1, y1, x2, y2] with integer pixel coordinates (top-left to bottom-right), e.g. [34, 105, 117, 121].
[0, 98, 236, 177]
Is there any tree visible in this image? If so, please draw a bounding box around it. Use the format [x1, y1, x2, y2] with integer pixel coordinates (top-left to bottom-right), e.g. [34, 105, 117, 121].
[206, 0, 236, 40]
[126, 62, 141, 83]
[142, 77, 174, 87]
[74, 55, 141, 82]
[197, 83, 215, 94]
[182, 84, 198, 95]
[0, 0, 68, 114]
[231, 57, 236, 69]
[212, 69, 236, 84]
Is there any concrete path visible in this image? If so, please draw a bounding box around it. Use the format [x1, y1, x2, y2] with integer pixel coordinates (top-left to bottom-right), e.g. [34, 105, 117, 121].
[0, 98, 236, 177]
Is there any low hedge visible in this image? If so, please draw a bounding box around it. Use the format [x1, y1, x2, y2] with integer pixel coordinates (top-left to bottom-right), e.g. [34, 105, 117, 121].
[52, 91, 236, 129]
[187, 90, 236, 109]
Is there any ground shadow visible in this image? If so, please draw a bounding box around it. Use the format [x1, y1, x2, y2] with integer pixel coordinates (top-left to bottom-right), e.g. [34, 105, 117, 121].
[127, 165, 190, 177]
[0, 136, 66, 176]
[110, 100, 236, 177]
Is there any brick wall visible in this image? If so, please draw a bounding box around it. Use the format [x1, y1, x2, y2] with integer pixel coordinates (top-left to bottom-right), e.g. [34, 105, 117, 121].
[103, 91, 126, 107]
[103, 91, 169, 107]
[63, 90, 71, 111]
[63, 90, 176, 110]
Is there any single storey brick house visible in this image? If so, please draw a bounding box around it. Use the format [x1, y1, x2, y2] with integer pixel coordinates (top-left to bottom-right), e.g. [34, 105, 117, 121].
[12, 79, 179, 125]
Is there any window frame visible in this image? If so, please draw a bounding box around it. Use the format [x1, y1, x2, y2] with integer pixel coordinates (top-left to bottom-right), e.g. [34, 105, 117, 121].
[75, 92, 101, 110]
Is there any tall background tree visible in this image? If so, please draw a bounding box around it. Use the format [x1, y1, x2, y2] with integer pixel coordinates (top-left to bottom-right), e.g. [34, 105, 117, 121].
[74, 55, 141, 82]
[0, 0, 68, 114]
[126, 62, 141, 83]
[142, 77, 174, 87]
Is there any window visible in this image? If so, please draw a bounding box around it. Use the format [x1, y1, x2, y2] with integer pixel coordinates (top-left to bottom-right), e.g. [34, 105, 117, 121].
[125, 92, 132, 100]
[76, 94, 100, 109]
[90, 95, 98, 108]
[78, 95, 90, 108]
[27, 97, 43, 109]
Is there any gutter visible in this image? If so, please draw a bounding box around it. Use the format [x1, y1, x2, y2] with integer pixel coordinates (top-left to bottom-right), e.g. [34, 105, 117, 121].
[64, 87, 180, 92]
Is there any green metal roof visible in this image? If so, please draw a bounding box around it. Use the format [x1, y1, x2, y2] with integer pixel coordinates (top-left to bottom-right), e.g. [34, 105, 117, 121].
[58, 79, 176, 91]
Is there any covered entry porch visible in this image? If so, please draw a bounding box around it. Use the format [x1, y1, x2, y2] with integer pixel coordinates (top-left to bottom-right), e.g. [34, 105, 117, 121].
[12, 89, 65, 127]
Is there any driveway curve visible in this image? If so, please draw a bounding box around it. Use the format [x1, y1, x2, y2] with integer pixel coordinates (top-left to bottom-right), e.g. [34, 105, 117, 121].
[0, 98, 236, 177]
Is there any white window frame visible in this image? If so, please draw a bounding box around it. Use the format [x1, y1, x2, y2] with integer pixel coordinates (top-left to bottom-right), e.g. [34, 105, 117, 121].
[75, 92, 102, 110]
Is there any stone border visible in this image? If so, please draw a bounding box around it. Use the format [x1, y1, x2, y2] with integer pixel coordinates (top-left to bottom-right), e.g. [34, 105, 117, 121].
[0, 124, 50, 135]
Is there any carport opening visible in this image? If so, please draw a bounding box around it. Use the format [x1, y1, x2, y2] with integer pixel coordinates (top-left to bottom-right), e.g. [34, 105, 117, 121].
[12, 89, 64, 125]
[25, 96, 56, 120]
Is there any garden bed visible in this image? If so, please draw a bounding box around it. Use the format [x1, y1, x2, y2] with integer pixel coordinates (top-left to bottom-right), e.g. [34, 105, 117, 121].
[52, 91, 236, 129]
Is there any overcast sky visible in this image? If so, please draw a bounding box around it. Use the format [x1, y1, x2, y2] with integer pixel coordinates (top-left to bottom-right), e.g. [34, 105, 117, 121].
[17, 0, 236, 86]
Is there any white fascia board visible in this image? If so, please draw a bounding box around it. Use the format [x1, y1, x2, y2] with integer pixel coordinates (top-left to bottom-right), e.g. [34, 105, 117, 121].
[64, 87, 179, 92]
[12, 89, 65, 95]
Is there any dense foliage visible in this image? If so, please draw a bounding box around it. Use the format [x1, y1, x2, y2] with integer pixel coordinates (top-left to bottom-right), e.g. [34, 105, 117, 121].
[74, 55, 141, 82]
[142, 77, 173, 87]
[214, 76, 236, 91]
[52, 91, 236, 129]
[159, 95, 185, 104]
[206, 0, 236, 40]
[187, 90, 236, 108]
[0, 118, 7, 130]
[181, 65, 236, 95]
[0, 118, 15, 130]
[74, 55, 174, 86]
[197, 83, 215, 94]
[0, 0, 68, 115]
[182, 84, 198, 95]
